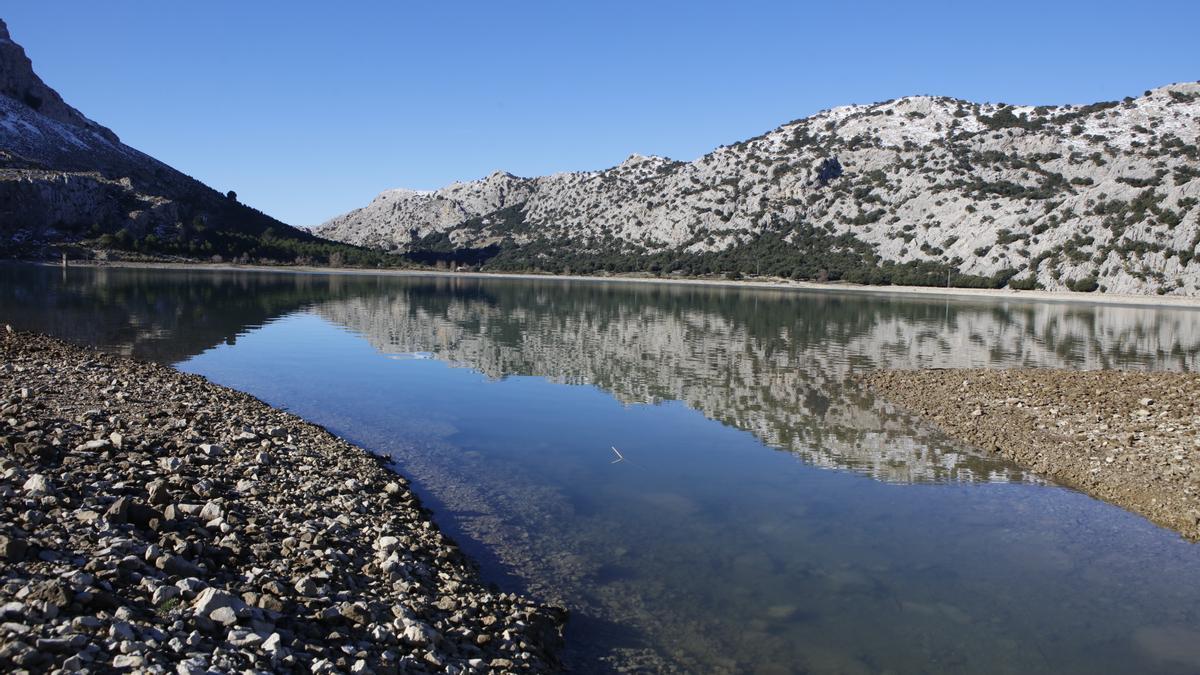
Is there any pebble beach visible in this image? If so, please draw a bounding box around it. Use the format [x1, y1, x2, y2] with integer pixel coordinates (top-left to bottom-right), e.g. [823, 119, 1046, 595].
[0, 327, 565, 673]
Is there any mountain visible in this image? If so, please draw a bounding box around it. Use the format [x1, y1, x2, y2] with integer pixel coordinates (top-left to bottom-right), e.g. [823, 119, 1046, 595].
[0, 18, 385, 265]
[317, 85, 1200, 295]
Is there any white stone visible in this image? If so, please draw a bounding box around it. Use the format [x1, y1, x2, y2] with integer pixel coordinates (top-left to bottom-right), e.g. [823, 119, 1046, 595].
[22, 474, 51, 495]
[191, 587, 244, 618]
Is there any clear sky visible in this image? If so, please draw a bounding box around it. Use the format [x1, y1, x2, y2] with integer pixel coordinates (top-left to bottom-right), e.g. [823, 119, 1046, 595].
[4, 2, 1198, 227]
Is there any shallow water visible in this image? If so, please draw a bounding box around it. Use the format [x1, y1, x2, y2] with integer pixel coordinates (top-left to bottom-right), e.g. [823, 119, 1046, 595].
[4, 263, 1200, 673]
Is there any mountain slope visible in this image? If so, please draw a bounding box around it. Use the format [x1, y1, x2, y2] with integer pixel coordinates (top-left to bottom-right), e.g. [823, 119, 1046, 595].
[0, 18, 380, 265]
[318, 85, 1200, 295]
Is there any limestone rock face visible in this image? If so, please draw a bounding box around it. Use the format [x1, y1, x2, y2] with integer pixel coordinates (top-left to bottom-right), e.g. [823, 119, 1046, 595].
[318, 84, 1200, 295]
[316, 171, 534, 251]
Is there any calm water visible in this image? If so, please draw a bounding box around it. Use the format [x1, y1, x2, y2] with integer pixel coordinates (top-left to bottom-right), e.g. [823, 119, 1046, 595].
[4, 263, 1200, 674]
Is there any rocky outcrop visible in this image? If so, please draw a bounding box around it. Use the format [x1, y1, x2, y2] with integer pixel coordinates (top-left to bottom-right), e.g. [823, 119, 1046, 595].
[318, 85, 1200, 295]
[0, 20, 117, 144]
[0, 168, 180, 240]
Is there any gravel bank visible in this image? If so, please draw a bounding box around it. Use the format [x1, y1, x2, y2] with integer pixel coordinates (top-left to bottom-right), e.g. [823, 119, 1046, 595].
[867, 368, 1200, 540]
[0, 327, 565, 673]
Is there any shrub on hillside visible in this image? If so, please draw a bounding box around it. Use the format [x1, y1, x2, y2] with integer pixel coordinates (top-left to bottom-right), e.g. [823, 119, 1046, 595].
[1008, 276, 1040, 291]
[1068, 276, 1100, 292]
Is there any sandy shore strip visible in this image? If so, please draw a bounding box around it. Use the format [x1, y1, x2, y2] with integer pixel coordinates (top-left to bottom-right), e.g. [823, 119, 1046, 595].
[0, 327, 565, 673]
[867, 368, 1200, 540]
[35, 259, 1200, 310]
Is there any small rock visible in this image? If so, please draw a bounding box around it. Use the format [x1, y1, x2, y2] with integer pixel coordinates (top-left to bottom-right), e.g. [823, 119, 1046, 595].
[176, 657, 208, 675]
[199, 501, 224, 522]
[22, 473, 52, 496]
[0, 535, 28, 561]
[192, 587, 245, 618]
[72, 615, 102, 630]
[156, 554, 203, 577]
[258, 594, 284, 613]
[152, 585, 181, 606]
[209, 606, 238, 626]
[0, 601, 25, 618]
[402, 622, 436, 646]
[147, 481, 171, 505]
[75, 509, 101, 523]
[113, 654, 144, 669]
[226, 627, 262, 646]
[110, 621, 135, 641]
[294, 576, 317, 596]
[106, 496, 131, 523]
[339, 602, 370, 625]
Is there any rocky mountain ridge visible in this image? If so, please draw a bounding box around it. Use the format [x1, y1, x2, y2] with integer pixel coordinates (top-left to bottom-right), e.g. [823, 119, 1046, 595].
[318, 83, 1200, 295]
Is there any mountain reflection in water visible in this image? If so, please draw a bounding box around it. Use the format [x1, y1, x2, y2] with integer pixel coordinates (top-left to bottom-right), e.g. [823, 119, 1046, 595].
[5, 263, 1200, 674]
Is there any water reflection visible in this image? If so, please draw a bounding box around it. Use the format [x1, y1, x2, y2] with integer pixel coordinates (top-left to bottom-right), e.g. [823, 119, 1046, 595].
[6, 264, 1200, 674]
[310, 277, 1200, 483]
[6, 263, 1200, 484]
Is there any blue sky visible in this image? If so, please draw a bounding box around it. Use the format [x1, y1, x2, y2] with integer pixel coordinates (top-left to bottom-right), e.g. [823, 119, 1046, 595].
[5, 2, 1198, 227]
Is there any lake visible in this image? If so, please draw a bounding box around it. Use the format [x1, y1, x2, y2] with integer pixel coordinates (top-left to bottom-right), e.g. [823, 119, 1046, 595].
[4, 262, 1200, 674]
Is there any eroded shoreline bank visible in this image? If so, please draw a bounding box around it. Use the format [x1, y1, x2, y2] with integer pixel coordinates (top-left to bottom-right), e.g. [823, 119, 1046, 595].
[867, 368, 1200, 540]
[0, 328, 565, 673]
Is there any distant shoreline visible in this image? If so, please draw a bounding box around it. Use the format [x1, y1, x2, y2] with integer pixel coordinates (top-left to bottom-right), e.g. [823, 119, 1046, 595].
[31, 258, 1200, 310]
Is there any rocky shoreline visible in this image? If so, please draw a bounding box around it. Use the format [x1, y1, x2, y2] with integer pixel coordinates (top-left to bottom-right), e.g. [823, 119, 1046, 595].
[867, 368, 1200, 540]
[0, 327, 565, 673]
